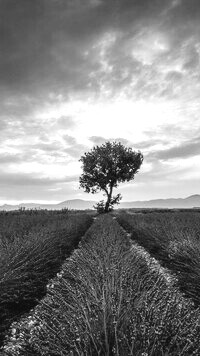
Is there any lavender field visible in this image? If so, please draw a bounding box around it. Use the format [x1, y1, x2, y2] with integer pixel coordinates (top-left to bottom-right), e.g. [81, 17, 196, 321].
[1, 211, 200, 355]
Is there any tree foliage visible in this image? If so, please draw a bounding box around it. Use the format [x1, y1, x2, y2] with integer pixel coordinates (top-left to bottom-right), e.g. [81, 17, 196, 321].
[79, 141, 143, 212]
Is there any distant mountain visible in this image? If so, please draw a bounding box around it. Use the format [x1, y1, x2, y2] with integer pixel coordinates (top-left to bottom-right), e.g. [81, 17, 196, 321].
[56, 199, 95, 210]
[0, 195, 200, 211]
[120, 194, 200, 209]
[0, 199, 96, 211]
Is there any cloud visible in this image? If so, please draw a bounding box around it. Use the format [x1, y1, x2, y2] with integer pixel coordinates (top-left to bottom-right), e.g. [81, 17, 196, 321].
[89, 136, 107, 145]
[64, 144, 88, 158]
[89, 136, 129, 145]
[0, 172, 77, 186]
[0, 134, 86, 169]
[1, 0, 198, 98]
[0, 0, 108, 97]
[62, 134, 77, 146]
[0, 153, 23, 164]
[56, 116, 76, 129]
[0, 170, 79, 201]
[1, 0, 200, 202]
[136, 139, 167, 150]
[148, 136, 200, 161]
[0, 0, 199, 106]
[143, 122, 199, 144]
[0, 173, 75, 201]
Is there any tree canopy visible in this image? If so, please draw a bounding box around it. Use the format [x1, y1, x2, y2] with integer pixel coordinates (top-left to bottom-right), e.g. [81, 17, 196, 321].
[79, 141, 143, 212]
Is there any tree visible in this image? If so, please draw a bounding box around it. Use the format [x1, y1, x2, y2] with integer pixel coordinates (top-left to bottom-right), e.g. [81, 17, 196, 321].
[79, 141, 143, 213]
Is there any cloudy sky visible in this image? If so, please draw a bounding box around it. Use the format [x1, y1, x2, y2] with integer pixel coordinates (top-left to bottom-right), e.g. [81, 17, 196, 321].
[0, 0, 200, 204]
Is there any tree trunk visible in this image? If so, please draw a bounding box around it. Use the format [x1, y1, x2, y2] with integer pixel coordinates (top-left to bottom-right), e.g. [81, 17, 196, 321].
[104, 185, 113, 213]
[104, 197, 111, 213]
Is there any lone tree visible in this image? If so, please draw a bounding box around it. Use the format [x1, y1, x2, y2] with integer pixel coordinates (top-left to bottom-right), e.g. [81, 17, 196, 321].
[79, 141, 143, 213]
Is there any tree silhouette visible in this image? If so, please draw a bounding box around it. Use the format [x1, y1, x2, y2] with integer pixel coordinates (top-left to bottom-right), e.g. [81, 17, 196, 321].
[79, 141, 143, 213]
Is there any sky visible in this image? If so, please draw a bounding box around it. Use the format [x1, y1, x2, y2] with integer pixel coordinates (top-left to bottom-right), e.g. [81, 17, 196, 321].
[0, 0, 200, 204]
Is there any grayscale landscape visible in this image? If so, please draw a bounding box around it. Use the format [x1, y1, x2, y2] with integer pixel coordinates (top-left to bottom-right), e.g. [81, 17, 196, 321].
[0, 0, 200, 355]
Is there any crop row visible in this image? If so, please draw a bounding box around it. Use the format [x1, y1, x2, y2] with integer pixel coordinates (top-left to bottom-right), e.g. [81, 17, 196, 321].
[116, 211, 200, 307]
[0, 210, 93, 346]
[3, 215, 200, 356]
